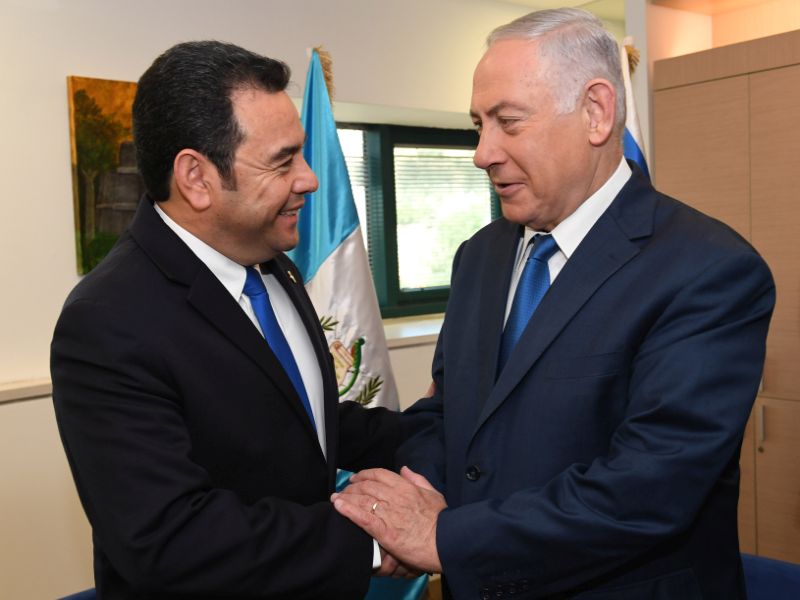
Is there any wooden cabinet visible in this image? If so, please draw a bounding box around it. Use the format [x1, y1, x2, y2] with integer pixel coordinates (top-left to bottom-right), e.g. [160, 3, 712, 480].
[739, 413, 757, 554]
[655, 31, 800, 565]
[754, 397, 800, 563]
[653, 76, 751, 238]
[751, 64, 800, 402]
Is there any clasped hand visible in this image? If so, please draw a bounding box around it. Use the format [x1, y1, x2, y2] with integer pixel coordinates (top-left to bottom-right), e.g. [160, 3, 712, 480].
[331, 466, 446, 576]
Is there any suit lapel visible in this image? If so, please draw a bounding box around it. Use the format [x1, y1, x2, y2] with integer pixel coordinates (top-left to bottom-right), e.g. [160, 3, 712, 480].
[474, 167, 656, 433]
[129, 198, 325, 453]
[474, 221, 522, 413]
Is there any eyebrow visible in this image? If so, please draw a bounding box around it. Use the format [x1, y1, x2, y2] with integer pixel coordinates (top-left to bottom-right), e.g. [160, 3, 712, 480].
[268, 134, 308, 164]
[470, 101, 530, 120]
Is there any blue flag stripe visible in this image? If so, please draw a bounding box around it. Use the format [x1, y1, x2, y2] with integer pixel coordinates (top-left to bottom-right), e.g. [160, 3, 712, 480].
[623, 127, 650, 179]
[287, 51, 359, 282]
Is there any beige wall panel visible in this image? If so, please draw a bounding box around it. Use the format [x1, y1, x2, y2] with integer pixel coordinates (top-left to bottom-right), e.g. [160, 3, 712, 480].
[754, 397, 800, 563]
[0, 398, 93, 597]
[750, 64, 800, 400]
[388, 342, 436, 411]
[653, 76, 750, 238]
[738, 410, 757, 554]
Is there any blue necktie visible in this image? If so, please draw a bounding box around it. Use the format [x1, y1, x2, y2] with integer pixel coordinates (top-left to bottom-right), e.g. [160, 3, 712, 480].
[243, 267, 316, 430]
[497, 234, 558, 375]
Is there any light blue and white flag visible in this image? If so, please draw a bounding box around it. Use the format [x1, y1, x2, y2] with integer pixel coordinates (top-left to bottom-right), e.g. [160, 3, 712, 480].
[294, 49, 427, 600]
[289, 50, 399, 411]
[620, 38, 650, 178]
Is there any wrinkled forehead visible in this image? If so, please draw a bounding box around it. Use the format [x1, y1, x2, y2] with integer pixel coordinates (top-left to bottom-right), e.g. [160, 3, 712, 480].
[471, 39, 552, 113]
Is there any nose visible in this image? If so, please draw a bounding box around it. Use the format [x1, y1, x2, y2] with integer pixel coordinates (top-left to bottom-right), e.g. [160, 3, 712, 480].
[473, 125, 503, 171]
[293, 155, 319, 195]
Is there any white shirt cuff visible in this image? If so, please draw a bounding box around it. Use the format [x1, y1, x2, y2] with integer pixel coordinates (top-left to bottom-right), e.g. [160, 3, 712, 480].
[372, 539, 381, 569]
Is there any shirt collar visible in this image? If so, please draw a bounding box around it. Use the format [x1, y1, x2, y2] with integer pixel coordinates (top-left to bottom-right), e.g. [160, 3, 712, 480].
[522, 157, 632, 257]
[154, 203, 248, 300]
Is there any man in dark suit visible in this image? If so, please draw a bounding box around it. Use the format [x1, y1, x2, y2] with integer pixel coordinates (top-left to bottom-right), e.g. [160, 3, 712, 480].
[332, 9, 775, 599]
[52, 41, 404, 599]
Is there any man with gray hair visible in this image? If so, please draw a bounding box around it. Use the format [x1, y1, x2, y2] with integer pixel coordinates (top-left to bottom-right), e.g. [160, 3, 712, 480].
[333, 8, 773, 599]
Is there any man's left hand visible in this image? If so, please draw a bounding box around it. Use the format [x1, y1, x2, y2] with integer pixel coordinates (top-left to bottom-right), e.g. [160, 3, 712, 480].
[332, 466, 446, 574]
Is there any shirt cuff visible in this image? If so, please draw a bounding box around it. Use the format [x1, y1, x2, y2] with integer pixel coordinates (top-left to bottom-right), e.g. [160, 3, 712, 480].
[372, 539, 381, 569]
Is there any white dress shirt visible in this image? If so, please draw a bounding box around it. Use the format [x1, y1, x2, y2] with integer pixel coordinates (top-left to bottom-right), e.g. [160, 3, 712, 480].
[504, 158, 632, 324]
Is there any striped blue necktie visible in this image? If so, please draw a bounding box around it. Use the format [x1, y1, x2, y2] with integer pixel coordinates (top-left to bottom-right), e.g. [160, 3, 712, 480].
[243, 267, 316, 430]
[497, 234, 558, 375]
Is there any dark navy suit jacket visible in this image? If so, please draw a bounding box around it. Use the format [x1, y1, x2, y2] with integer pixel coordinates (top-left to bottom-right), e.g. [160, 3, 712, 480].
[51, 198, 402, 599]
[399, 166, 775, 599]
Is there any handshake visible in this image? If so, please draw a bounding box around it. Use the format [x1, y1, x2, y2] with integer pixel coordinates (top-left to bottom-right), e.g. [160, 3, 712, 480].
[331, 466, 447, 578]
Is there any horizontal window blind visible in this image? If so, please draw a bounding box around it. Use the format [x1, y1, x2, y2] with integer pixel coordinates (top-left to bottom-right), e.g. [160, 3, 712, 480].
[393, 146, 492, 291]
[337, 128, 369, 249]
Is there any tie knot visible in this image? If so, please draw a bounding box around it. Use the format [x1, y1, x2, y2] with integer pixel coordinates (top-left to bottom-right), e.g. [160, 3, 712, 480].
[243, 267, 267, 298]
[530, 234, 558, 263]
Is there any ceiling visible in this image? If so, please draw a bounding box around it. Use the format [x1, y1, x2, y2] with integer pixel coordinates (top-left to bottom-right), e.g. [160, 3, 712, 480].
[499, 0, 625, 22]
[650, 0, 774, 14]
[498, 0, 773, 22]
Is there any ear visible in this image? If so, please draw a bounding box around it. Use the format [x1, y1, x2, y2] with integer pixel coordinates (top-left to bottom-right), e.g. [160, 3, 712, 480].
[582, 78, 616, 147]
[172, 149, 214, 211]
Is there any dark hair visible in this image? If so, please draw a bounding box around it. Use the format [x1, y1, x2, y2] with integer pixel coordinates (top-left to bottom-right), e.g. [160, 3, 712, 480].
[133, 41, 291, 201]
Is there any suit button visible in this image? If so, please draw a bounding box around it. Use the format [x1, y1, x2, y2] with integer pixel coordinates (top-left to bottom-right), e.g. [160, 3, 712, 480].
[465, 465, 481, 481]
[480, 587, 491, 600]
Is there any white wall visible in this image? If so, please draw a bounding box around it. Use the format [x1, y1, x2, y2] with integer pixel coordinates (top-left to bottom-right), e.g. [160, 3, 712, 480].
[713, 0, 800, 48]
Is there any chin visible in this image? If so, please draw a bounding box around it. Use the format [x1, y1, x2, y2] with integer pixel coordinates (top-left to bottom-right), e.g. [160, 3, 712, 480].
[501, 208, 535, 227]
[277, 237, 300, 255]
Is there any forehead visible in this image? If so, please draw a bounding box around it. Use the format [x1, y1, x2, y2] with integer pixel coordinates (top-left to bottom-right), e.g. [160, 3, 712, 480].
[471, 38, 549, 112]
[231, 88, 305, 149]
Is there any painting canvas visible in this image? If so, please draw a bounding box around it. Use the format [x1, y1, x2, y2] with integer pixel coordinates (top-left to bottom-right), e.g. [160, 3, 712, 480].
[68, 76, 140, 274]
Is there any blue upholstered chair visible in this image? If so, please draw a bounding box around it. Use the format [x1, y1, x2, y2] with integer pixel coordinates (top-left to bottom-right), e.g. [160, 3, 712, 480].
[58, 590, 95, 600]
[742, 553, 800, 600]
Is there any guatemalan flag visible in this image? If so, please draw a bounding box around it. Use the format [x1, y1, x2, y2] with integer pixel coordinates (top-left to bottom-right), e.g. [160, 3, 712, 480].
[291, 48, 428, 600]
[620, 37, 650, 178]
[289, 49, 399, 411]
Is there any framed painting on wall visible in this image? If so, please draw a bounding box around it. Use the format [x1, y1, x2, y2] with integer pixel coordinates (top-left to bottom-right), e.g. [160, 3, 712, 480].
[67, 75, 140, 274]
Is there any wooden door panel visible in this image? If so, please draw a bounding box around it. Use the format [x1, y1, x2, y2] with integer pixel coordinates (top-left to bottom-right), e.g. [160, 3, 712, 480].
[653, 76, 750, 239]
[739, 410, 757, 554]
[750, 64, 800, 400]
[754, 396, 800, 563]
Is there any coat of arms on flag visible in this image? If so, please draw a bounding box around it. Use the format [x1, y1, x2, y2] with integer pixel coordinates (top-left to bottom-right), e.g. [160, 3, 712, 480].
[321, 315, 385, 405]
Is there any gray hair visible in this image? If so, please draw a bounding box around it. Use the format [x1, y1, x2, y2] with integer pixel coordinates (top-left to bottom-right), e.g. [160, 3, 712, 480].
[488, 8, 625, 135]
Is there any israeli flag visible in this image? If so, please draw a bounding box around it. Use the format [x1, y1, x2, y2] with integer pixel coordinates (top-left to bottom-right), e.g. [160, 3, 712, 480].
[620, 38, 650, 178]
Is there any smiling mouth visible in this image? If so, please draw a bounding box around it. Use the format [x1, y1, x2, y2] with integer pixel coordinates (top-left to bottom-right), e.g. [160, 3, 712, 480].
[279, 209, 301, 216]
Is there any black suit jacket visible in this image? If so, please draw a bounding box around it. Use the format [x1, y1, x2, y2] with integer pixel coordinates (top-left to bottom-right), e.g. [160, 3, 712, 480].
[399, 166, 775, 599]
[52, 198, 401, 599]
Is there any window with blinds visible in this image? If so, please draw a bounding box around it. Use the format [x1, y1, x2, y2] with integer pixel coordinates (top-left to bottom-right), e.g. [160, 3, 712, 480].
[337, 128, 369, 247]
[393, 146, 492, 291]
[334, 124, 496, 317]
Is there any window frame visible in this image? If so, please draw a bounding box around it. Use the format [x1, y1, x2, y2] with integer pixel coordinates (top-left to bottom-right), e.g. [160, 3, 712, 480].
[338, 122, 500, 318]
